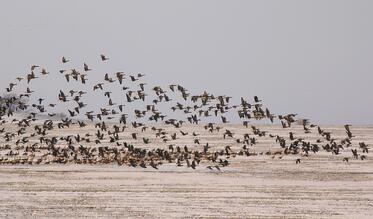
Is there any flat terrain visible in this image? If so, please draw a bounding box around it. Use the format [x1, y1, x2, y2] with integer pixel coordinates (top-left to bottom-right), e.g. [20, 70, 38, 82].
[0, 125, 372, 218]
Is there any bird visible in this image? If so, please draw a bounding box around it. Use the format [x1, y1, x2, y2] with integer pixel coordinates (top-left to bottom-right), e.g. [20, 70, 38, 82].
[254, 96, 261, 103]
[84, 63, 91, 71]
[62, 56, 70, 63]
[27, 71, 38, 83]
[6, 83, 17, 92]
[93, 83, 104, 91]
[31, 65, 39, 71]
[41, 68, 49, 75]
[100, 54, 109, 61]
[120, 114, 127, 125]
[116, 72, 124, 84]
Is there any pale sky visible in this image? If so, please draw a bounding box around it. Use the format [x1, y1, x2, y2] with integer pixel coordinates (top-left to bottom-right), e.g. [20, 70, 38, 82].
[0, 0, 372, 125]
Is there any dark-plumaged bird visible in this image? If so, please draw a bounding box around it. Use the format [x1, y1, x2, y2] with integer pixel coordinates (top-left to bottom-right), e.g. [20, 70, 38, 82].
[62, 56, 70, 63]
[84, 63, 91, 71]
[101, 54, 109, 61]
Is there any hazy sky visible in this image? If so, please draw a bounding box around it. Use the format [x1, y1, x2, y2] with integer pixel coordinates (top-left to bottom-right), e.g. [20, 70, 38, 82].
[1, 0, 372, 125]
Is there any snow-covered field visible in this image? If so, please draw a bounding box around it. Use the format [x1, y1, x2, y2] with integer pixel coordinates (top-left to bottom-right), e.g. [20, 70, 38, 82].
[0, 124, 372, 218]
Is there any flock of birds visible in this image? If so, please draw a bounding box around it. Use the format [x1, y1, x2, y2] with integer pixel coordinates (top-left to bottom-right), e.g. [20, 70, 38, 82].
[0, 54, 369, 170]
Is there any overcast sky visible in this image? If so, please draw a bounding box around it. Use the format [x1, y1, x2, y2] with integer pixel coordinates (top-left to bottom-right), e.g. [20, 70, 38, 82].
[0, 0, 372, 125]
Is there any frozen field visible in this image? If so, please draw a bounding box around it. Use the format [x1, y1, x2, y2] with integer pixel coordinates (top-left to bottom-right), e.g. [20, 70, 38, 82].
[0, 125, 372, 218]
